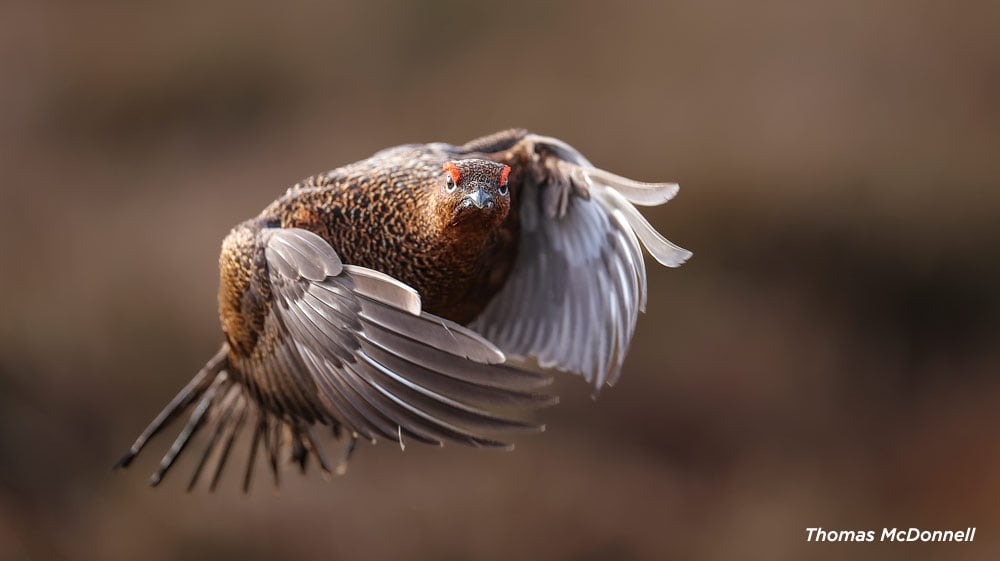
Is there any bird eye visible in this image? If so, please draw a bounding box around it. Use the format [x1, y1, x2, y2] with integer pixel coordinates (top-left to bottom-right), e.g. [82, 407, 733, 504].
[443, 162, 462, 193]
[498, 164, 511, 196]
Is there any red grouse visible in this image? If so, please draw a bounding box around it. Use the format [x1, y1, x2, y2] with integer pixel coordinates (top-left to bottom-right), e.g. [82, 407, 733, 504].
[116, 130, 691, 491]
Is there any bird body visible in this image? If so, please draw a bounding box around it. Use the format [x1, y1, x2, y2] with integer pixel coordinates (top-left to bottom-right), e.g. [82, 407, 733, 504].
[247, 142, 520, 325]
[117, 129, 691, 491]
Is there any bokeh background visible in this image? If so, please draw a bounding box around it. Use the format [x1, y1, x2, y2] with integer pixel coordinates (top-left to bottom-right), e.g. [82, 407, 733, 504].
[2, 1, 999, 560]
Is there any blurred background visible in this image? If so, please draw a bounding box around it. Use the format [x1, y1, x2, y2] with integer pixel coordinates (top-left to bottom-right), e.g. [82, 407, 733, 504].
[1, 1, 999, 560]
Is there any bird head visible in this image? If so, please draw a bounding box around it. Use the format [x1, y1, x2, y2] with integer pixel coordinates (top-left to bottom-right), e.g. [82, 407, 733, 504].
[433, 159, 512, 231]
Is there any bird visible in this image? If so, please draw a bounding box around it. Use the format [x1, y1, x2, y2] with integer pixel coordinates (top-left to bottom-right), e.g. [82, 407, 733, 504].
[115, 129, 692, 492]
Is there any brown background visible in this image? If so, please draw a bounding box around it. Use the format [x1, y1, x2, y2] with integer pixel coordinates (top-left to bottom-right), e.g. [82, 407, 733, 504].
[2, 1, 999, 560]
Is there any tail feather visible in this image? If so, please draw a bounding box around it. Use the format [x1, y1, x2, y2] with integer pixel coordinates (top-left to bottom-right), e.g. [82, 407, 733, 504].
[243, 419, 265, 493]
[186, 384, 242, 492]
[115, 343, 345, 493]
[304, 425, 333, 475]
[290, 427, 309, 474]
[114, 346, 228, 469]
[149, 374, 224, 486]
[262, 417, 281, 488]
[210, 401, 248, 492]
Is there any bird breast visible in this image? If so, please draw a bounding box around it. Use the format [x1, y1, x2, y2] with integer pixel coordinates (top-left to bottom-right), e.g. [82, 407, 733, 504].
[256, 178, 519, 325]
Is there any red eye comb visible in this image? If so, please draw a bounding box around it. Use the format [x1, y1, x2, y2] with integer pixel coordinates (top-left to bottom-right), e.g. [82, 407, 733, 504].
[499, 165, 511, 186]
[443, 162, 461, 184]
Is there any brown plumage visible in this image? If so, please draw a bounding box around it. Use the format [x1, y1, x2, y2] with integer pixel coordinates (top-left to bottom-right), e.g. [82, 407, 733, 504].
[115, 129, 691, 491]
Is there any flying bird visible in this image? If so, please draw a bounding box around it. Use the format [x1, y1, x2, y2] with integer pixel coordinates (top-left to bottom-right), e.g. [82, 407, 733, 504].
[115, 129, 691, 491]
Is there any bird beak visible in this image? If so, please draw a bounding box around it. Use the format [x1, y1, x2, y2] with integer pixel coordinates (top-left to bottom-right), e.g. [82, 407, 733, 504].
[464, 187, 493, 209]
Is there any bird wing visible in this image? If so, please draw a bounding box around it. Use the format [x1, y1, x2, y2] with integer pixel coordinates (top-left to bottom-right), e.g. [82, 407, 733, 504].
[469, 134, 692, 389]
[254, 227, 555, 449]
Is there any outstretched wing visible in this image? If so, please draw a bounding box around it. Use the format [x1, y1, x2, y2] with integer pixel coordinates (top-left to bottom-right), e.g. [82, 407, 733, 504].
[117, 227, 555, 493]
[469, 134, 692, 389]
[254, 228, 555, 449]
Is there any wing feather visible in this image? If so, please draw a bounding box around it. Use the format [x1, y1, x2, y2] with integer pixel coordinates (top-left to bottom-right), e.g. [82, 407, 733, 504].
[250, 228, 554, 452]
[470, 134, 691, 389]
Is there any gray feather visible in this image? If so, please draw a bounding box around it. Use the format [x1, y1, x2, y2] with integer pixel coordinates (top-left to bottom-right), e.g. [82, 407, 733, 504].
[259, 228, 553, 449]
[470, 136, 690, 389]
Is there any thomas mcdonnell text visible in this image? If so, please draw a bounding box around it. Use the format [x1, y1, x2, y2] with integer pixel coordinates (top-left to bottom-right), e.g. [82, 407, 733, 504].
[805, 527, 976, 543]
